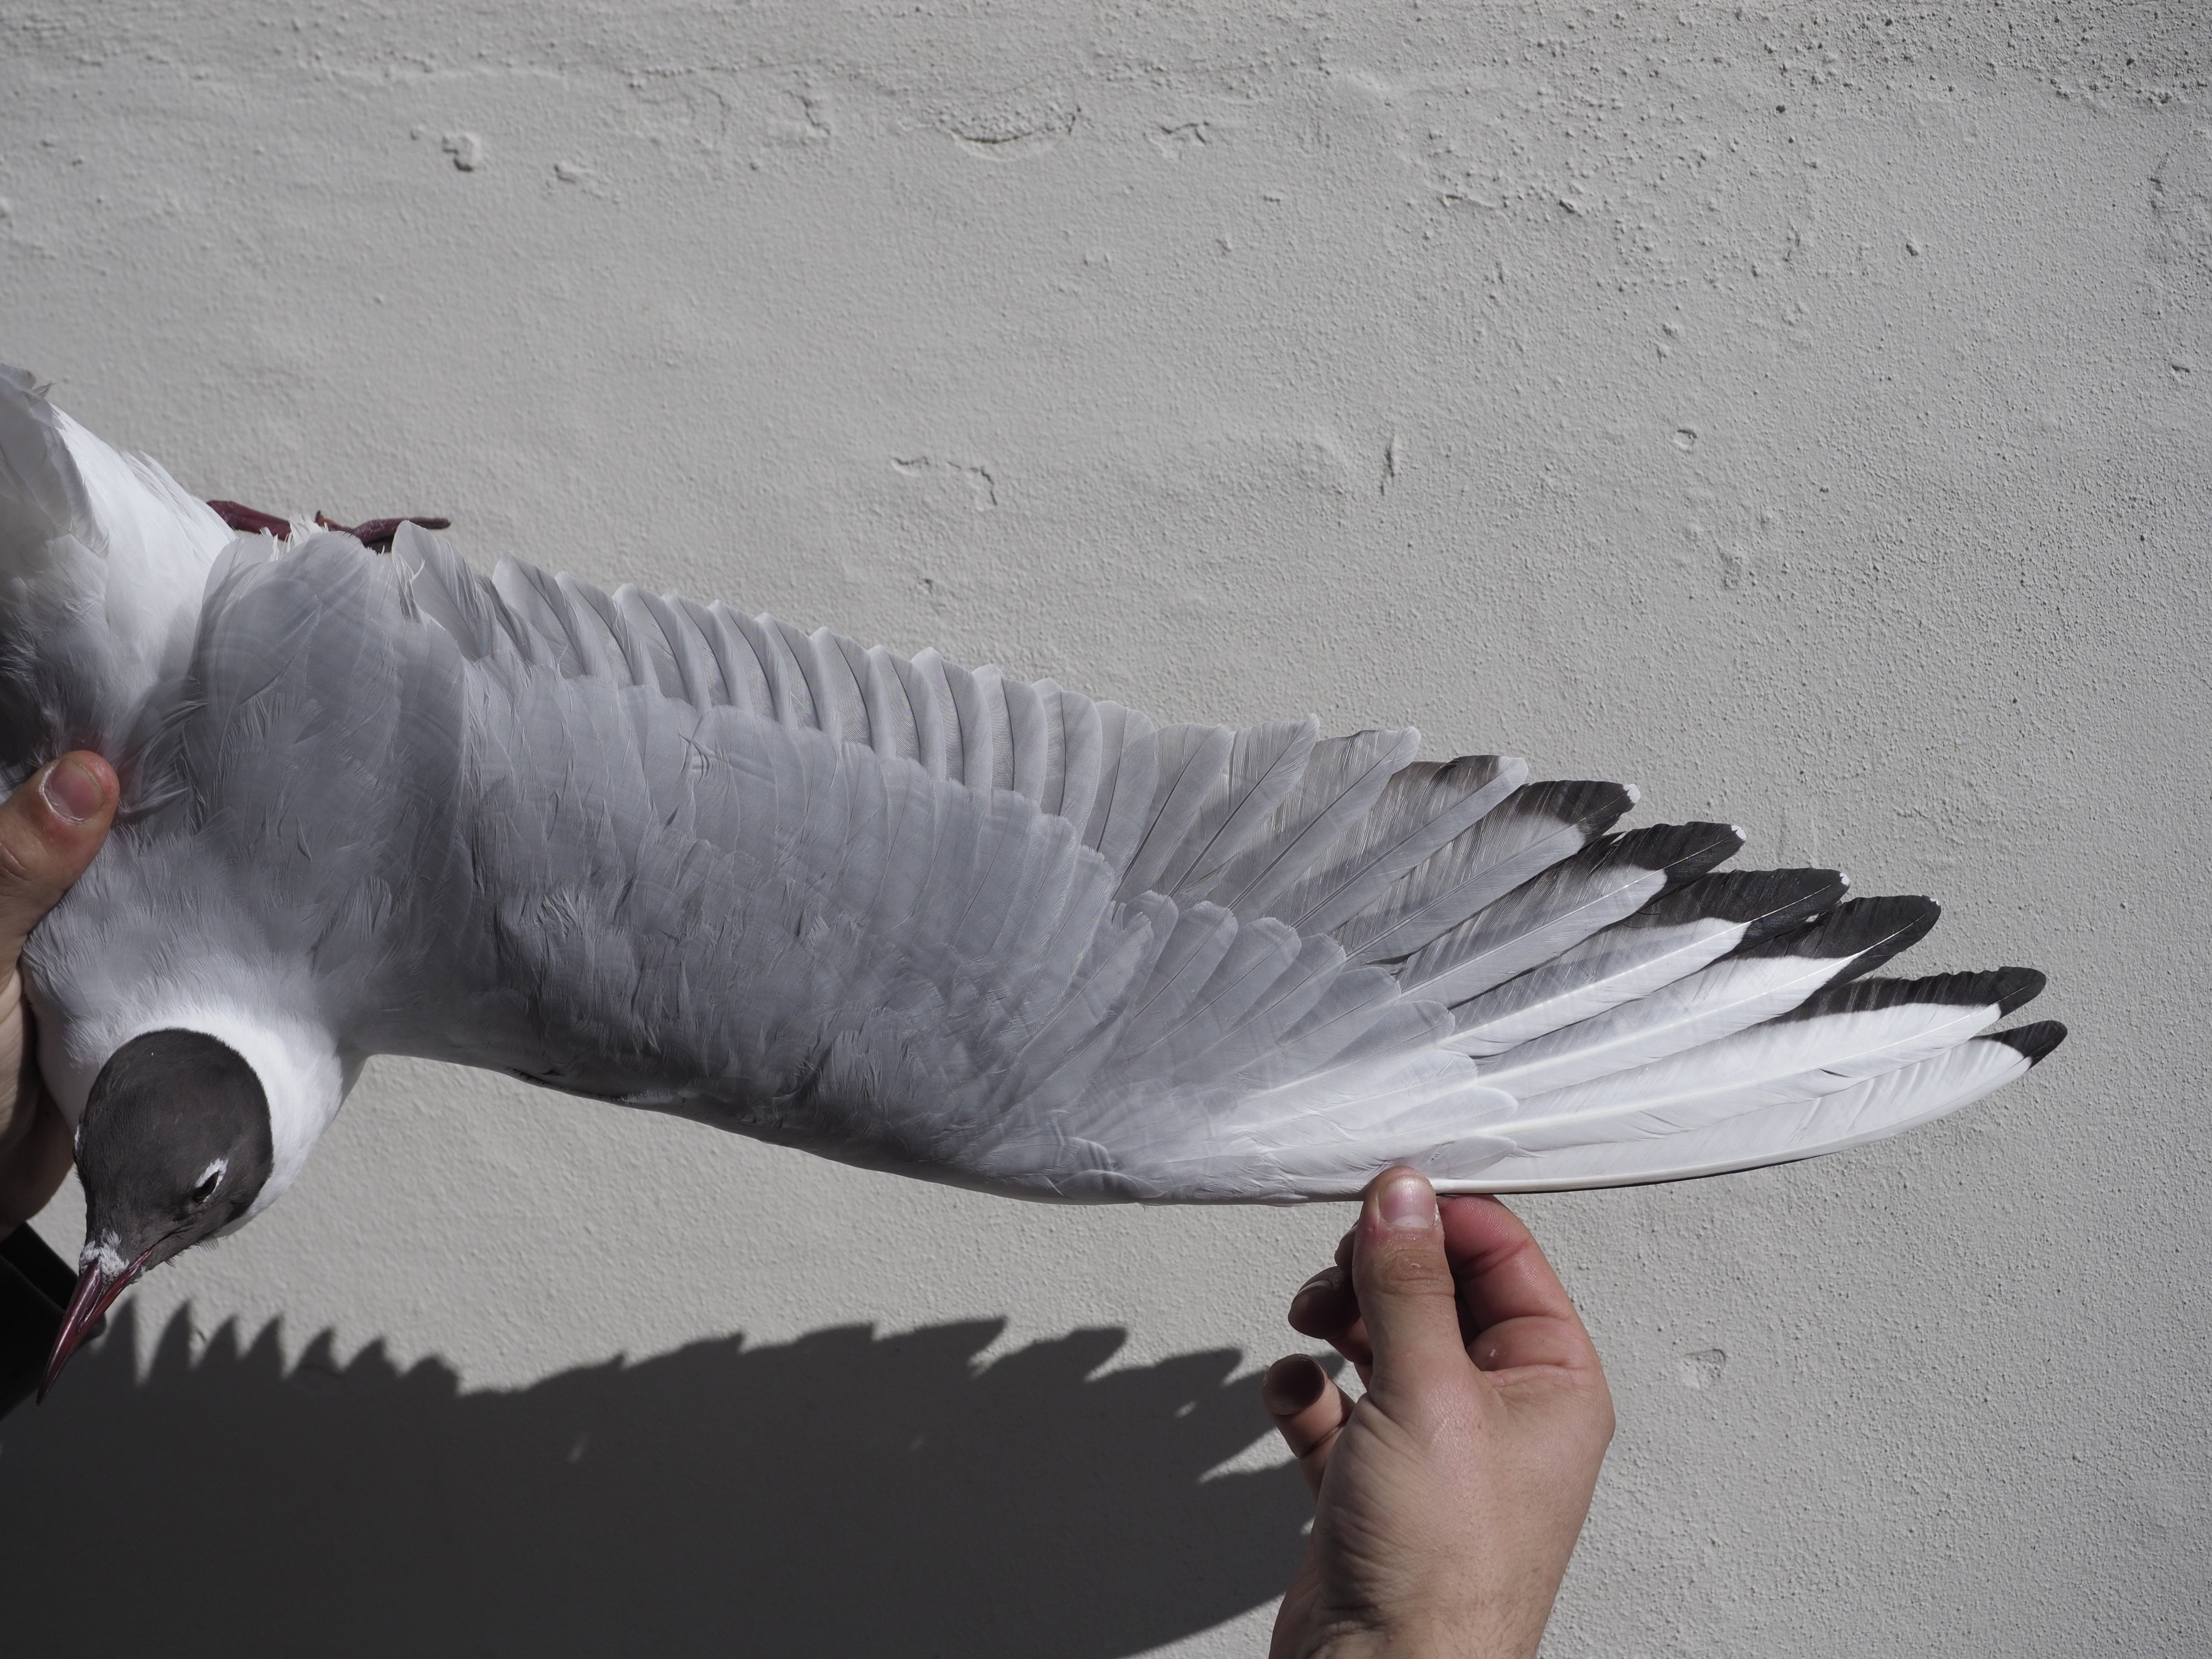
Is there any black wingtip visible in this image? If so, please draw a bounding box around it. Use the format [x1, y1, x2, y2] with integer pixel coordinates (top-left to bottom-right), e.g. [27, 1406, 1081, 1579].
[1834, 896, 1941, 981]
[1638, 867, 1848, 939]
[1789, 965, 2049, 1023]
[1587, 821, 1745, 890]
[1512, 779, 1638, 840]
[1738, 894, 1942, 979]
[1992, 967, 2047, 1017]
[1992, 1020, 2067, 1065]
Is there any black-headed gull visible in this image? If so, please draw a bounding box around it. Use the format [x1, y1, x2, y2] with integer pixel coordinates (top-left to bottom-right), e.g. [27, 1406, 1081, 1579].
[0, 368, 2062, 1395]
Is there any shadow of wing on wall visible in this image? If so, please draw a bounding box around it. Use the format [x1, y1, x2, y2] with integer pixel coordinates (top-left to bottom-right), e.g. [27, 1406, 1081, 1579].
[0, 1306, 1312, 1658]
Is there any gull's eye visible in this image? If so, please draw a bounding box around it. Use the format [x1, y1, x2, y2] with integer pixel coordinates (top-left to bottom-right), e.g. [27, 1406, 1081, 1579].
[188, 1161, 226, 1205]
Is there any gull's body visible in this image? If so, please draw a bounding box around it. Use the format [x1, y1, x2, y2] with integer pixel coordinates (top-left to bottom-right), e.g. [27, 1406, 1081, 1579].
[0, 367, 2063, 1375]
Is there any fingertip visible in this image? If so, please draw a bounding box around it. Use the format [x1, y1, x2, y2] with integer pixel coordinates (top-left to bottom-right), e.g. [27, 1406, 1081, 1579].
[1363, 1165, 1440, 1235]
[20, 753, 118, 879]
[17, 751, 115, 866]
[1261, 1352, 1329, 1419]
[1287, 1265, 1353, 1337]
[38, 752, 116, 829]
[1264, 1355, 1353, 1493]
[0, 753, 117, 963]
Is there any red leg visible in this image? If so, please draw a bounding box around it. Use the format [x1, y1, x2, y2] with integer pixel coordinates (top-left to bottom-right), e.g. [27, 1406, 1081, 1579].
[207, 499, 293, 538]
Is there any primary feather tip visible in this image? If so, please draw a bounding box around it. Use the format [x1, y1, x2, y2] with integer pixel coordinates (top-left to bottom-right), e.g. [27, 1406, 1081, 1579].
[1993, 1020, 2067, 1065]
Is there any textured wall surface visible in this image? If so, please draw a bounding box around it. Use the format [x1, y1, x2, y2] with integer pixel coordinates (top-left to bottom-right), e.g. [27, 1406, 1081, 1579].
[4, 4, 2208, 1654]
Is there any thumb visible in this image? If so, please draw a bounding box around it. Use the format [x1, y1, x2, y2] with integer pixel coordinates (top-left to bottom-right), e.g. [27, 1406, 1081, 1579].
[1349, 1166, 1469, 1409]
[0, 753, 117, 970]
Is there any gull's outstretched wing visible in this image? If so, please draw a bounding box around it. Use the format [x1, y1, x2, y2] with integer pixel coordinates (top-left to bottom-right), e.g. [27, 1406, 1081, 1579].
[188, 522, 2046, 1202]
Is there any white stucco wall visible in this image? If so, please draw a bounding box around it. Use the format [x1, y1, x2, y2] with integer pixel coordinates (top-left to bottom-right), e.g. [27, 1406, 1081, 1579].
[5, 4, 2207, 1653]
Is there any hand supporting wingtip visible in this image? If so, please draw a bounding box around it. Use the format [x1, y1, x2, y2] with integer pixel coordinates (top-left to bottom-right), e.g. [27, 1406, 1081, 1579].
[1262, 1167, 1615, 1659]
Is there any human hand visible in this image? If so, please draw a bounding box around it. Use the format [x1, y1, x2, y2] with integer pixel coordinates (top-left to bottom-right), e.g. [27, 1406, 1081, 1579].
[1261, 1168, 1614, 1659]
[0, 754, 117, 1226]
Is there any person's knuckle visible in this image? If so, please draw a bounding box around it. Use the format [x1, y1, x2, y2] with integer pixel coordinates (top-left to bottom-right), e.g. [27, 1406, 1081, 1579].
[1369, 1238, 1452, 1296]
[0, 789, 69, 896]
[1561, 1374, 1617, 1441]
[0, 827, 42, 894]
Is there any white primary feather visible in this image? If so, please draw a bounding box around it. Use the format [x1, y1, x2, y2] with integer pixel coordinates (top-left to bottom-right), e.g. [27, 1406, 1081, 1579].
[1397, 822, 1743, 1009]
[1475, 951, 1849, 1096]
[1443, 868, 1849, 1056]
[1452, 1027, 2052, 1191]
[1491, 969, 2043, 1158]
[1472, 896, 1934, 1094]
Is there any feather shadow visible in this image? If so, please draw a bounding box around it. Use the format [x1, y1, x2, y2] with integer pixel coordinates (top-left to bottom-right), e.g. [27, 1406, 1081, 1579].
[0, 1304, 1313, 1658]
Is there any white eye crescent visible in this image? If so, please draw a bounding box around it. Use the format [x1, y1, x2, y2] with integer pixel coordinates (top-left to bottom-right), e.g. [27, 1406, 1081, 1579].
[189, 1158, 227, 1203]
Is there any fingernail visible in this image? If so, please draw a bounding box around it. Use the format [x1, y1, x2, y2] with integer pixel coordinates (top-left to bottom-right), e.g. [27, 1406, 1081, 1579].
[1378, 1173, 1436, 1230]
[41, 758, 105, 824]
